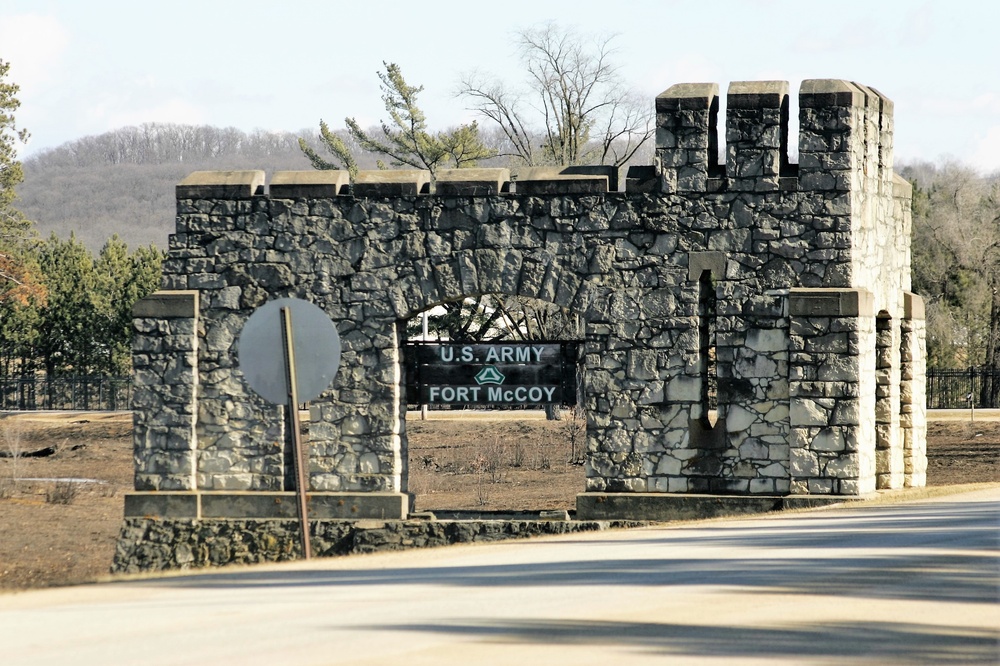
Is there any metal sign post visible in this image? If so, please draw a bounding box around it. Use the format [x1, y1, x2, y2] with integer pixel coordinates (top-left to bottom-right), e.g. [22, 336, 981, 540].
[280, 306, 311, 559]
[420, 312, 429, 421]
[238, 298, 341, 561]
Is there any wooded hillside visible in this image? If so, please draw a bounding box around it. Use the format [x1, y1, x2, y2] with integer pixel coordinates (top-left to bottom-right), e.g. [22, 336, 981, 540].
[16, 124, 322, 250]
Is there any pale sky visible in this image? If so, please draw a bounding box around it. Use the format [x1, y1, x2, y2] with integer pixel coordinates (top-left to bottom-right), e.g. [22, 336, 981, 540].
[2, 0, 999, 173]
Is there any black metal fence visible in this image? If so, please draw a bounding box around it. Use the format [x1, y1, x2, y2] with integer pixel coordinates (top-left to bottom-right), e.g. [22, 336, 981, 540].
[0, 369, 996, 412]
[926, 367, 999, 409]
[0, 376, 133, 411]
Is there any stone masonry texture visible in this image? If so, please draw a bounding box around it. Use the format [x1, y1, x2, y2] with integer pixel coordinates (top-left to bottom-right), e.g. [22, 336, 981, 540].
[124, 79, 927, 554]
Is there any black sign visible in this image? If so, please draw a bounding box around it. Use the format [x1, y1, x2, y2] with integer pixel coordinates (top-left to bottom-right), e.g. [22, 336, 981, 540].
[404, 342, 579, 406]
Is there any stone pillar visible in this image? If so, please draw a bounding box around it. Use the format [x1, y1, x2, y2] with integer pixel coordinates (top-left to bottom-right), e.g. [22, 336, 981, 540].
[306, 316, 404, 495]
[726, 80, 789, 192]
[131, 291, 199, 490]
[788, 288, 876, 495]
[901, 292, 927, 487]
[655, 83, 719, 193]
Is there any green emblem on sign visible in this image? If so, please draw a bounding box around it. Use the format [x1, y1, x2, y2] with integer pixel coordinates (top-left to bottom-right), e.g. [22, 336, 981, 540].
[474, 365, 506, 385]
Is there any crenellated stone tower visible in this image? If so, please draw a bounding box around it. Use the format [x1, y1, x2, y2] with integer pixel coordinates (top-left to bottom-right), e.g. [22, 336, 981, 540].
[118, 79, 926, 567]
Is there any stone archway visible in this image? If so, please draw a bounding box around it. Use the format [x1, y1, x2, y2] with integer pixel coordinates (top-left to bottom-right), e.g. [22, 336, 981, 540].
[127, 78, 927, 530]
[118, 78, 931, 573]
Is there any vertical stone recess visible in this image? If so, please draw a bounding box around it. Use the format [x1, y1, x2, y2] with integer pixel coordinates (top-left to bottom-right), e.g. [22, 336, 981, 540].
[875, 312, 903, 489]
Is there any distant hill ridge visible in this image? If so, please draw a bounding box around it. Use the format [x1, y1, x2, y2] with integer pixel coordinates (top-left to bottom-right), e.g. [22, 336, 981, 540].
[16, 121, 657, 252]
[16, 123, 342, 251]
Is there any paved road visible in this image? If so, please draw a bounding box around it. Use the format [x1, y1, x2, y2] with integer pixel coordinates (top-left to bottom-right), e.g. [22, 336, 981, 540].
[2, 486, 997, 665]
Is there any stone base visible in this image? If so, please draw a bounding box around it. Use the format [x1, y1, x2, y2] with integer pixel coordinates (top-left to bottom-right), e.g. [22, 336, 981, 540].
[576, 492, 869, 521]
[124, 491, 410, 520]
[112, 516, 647, 574]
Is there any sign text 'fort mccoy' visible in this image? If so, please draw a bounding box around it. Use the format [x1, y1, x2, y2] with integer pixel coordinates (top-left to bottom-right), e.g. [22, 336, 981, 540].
[404, 342, 579, 406]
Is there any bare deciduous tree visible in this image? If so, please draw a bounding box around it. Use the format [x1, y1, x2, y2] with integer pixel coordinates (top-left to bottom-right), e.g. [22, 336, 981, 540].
[458, 24, 653, 167]
[905, 161, 1000, 403]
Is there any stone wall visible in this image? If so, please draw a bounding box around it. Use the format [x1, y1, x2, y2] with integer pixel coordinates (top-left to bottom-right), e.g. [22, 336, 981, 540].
[126, 79, 927, 529]
[112, 517, 647, 574]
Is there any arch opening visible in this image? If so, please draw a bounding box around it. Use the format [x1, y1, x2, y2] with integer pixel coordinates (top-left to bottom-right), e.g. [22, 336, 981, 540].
[397, 294, 586, 513]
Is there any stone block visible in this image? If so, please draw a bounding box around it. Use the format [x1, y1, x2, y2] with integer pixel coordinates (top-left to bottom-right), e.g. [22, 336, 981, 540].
[726, 404, 758, 432]
[353, 170, 431, 197]
[213, 473, 254, 491]
[270, 170, 349, 198]
[656, 82, 720, 112]
[811, 428, 846, 452]
[201, 492, 299, 518]
[512, 165, 619, 192]
[745, 328, 787, 353]
[790, 397, 831, 426]
[825, 455, 860, 478]
[625, 165, 658, 193]
[515, 174, 609, 195]
[435, 168, 510, 196]
[799, 79, 864, 108]
[626, 349, 658, 380]
[577, 492, 782, 521]
[758, 462, 787, 478]
[688, 251, 727, 280]
[123, 492, 199, 518]
[666, 376, 700, 402]
[309, 493, 409, 519]
[176, 170, 265, 199]
[903, 292, 925, 320]
[807, 478, 834, 494]
[133, 291, 199, 318]
[789, 288, 874, 317]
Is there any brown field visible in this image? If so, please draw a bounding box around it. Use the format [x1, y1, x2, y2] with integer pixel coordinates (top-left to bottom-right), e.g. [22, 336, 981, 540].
[0, 410, 997, 592]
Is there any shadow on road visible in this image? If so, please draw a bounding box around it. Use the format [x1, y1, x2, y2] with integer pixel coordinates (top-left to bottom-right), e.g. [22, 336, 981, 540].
[368, 619, 997, 664]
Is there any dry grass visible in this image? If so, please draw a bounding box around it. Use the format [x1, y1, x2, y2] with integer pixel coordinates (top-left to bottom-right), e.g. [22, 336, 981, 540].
[0, 409, 996, 590]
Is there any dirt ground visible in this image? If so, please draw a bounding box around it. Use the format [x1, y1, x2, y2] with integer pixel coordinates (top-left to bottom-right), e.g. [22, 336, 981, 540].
[0, 409, 996, 592]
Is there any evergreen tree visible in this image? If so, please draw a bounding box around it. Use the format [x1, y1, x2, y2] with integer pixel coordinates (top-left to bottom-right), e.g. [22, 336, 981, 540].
[31, 234, 163, 377]
[36, 234, 99, 376]
[0, 291, 42, 377]
[94, 238, 162, 375]
[300, 62, 495, 178]
[0, 58, 44, 306]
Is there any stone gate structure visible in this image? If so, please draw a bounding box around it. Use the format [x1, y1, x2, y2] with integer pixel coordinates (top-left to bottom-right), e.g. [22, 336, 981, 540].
[119, 79, 926, 563]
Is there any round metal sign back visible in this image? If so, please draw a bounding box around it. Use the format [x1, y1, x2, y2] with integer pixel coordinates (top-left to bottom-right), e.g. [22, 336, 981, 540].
[237, 298, 341, 404]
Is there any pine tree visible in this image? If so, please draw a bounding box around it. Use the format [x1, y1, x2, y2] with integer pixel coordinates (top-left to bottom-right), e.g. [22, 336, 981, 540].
[93, 238, 162, 374]
[0, 58, 44, 306]
[300, 62, 495, 178]
[36, 234, 99, 376]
